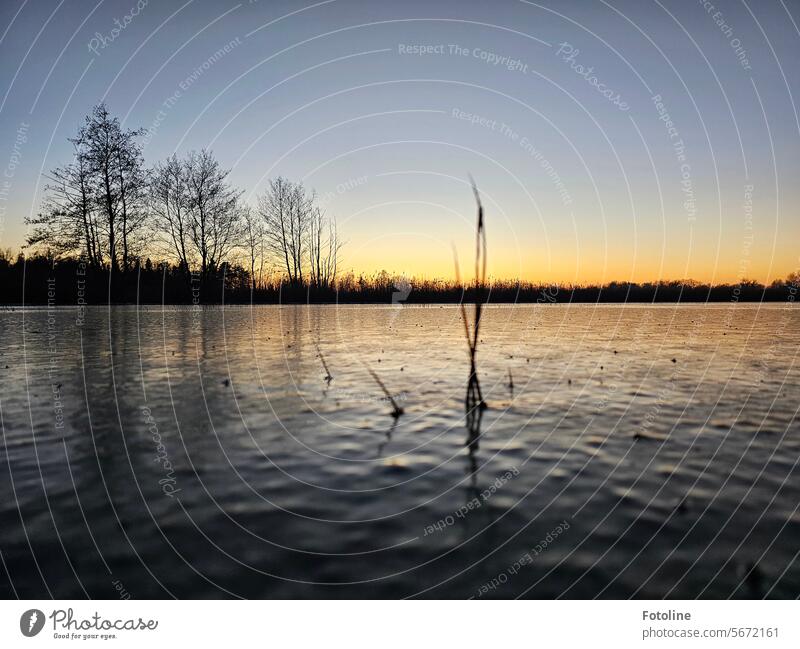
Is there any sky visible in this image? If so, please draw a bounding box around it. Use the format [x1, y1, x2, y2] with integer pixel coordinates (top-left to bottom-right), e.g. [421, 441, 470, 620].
[0, 0, 798, 284]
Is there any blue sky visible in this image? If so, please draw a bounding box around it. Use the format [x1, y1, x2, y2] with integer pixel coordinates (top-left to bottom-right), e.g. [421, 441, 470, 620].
[1, 0, 798, 283]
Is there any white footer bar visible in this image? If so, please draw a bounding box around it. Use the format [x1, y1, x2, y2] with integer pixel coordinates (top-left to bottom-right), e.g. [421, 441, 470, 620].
[1, 600, 797, 648]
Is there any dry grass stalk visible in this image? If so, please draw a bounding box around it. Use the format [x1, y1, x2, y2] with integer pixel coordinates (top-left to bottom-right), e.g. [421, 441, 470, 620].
[454, 178, 488, 411]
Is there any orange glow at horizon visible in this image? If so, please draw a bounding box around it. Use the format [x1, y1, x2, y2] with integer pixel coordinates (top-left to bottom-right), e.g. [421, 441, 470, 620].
[340, 232, 798, 286]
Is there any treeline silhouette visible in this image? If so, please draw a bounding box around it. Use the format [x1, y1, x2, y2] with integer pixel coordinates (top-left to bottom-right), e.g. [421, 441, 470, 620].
[24, 103, 341, 300]
[2, 251, 797, 305]
[11, 103, 799, 306]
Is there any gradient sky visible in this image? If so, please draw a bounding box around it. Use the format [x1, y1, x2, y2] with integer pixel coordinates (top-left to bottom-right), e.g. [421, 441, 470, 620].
[1, 0, 798, 284]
